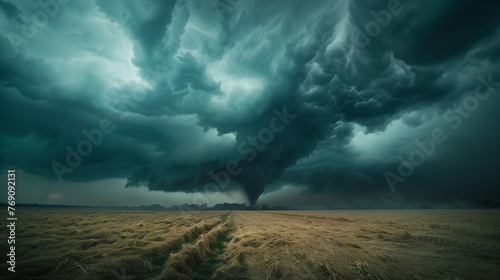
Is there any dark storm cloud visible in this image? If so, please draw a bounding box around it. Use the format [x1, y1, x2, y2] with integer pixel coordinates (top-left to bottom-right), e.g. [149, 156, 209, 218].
[277, 0, 500, 200]
[0, 0, 23, 24]
[1, 0, 499, 207]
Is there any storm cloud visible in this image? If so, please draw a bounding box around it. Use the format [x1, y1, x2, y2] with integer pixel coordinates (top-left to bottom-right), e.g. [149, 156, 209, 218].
[1, 0, 499, 207]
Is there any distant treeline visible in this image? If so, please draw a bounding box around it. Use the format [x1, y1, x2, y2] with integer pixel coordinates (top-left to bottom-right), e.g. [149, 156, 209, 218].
[2, 200, 499, 210]
[0, 202, 289, 211]
[111, 203, 290, 211]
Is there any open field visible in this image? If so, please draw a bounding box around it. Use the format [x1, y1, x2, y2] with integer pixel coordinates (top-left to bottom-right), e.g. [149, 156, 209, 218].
[1, 209, 499, 279]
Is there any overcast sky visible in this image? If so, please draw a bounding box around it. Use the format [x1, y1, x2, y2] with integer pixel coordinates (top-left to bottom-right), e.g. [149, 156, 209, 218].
[1, 0, 499, 208]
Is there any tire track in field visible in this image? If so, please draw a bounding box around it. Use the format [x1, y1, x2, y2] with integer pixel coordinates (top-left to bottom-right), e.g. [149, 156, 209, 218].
[138, 215, 224, 280]
[157, 212, 236, 280]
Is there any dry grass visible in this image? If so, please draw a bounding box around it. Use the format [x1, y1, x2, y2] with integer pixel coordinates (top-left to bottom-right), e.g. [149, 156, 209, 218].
[213, 210, 500, 280]
[2, 210, 225, 279]
[1, 209, 499, 279]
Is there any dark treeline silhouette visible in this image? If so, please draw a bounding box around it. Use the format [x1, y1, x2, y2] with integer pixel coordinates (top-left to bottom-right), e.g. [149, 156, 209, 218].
[111, 203, 289, 211]
[0, 202, 290, 211]
[3, 200, 499, 210]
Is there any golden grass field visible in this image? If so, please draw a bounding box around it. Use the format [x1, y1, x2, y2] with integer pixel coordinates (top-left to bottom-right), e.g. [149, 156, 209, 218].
[1, 209, 499, 279]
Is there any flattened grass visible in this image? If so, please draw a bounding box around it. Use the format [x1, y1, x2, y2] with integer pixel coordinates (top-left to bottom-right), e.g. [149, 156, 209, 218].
[5, 209, 500, 280]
